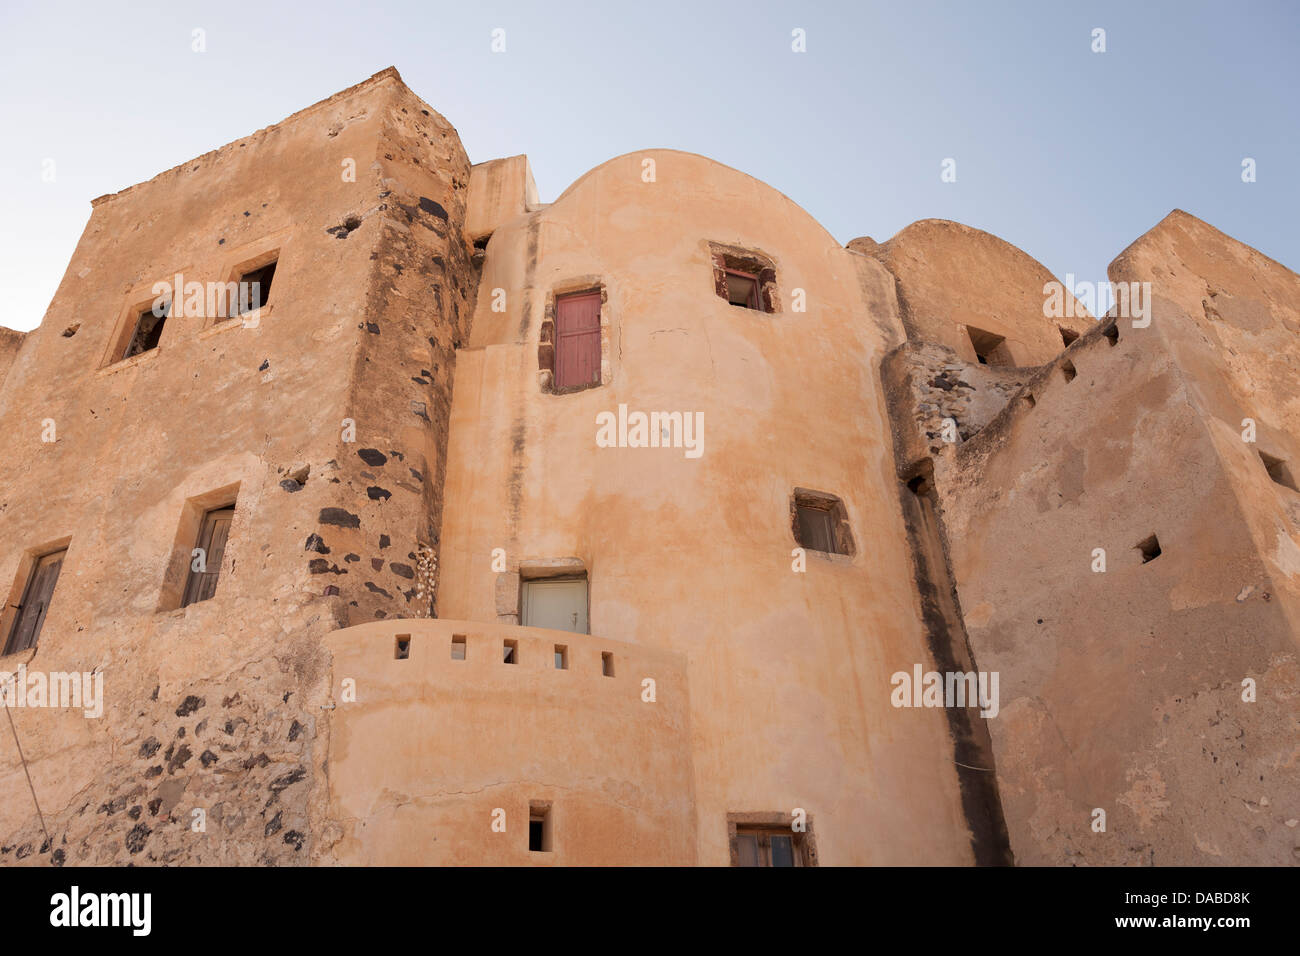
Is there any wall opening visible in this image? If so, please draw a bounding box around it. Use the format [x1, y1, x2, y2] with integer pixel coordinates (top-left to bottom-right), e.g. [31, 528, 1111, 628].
[1059, 326, 1079, 347]
[503, 638, 517, 664]
[553, 644, 568, 670]
[1060, 360, 1077, 383]
[529, 802, 552, 852]
[451, 635, 467, 660]
[1103, 323, 1119, 347]
[601, 651, 615, 677]
[1260, 451, 1298, 492]
[395, 635, 410, 660]
[1136, 534, 1162, 563]
[966, 326, 1014, 367]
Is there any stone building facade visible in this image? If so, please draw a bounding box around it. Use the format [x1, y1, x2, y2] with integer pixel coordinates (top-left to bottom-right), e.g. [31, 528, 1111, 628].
[0, 68, 1294, 865]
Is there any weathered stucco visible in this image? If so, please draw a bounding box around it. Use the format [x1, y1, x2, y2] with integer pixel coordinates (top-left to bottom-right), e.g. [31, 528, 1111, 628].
[0, 68, 1294, 868]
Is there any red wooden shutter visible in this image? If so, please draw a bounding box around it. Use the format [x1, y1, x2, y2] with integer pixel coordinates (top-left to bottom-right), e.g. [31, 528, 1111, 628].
[554, 292, 601, 388]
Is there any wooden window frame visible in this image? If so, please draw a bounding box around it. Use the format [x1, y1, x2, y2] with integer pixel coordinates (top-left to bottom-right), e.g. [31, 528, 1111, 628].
[538, 279, 613, 395]
[727, 812, 817, 867]
[2, 545, 70, 656]
[181, 506, 235, 607]
[790, 488, 856, 557]
[709, 242, 778, 314]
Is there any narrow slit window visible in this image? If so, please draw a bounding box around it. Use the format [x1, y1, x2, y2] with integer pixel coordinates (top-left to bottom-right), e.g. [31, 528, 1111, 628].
[123, 301, 170, 359]
[601, 652, 614, 677]
[181, 506, 234, 607]
[395, 635, 410, 660]
[529, 802, 552, 852]
[503, 639, 517, 664]
[3, 549, 67, 655]
[451, 635, 467, 660]
[554, 644, 568, 670]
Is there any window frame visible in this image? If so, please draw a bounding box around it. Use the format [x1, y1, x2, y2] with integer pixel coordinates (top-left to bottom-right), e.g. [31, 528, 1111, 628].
[2, 546, 69, 656]
[180, 505, 235, 608]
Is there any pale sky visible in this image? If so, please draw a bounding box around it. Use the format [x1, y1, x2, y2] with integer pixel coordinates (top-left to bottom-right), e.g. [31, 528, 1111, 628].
[1, 0, 1297, 332]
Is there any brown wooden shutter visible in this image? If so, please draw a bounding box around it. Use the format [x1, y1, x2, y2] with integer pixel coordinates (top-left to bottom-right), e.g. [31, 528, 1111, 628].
[797, 505, 838, 554]
[4, 549, 66, 654]
[182, 507, 234, 607]
[554, 292, 601, 388]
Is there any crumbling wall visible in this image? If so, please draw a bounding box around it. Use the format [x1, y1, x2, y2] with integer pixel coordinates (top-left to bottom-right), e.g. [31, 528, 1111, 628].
[0, 69, 471, 866]
[311, 82, 477, 628]
[920, 311, 1300, 864]
[855, 219, 1092, 365]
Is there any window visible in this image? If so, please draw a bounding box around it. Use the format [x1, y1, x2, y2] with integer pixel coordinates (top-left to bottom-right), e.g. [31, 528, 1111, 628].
[123, 301, 170, 359]
[395, 635, 411, 660]
[553, 644, 568, 670]
[3, 549, 67, 655]
[451, 635, 467, 660]
[601, 652, 614, 677]
[724, 269, 760, 309]
[710, 243, 777, 313]
[234, 259, 276, 315]
[181, 506, 234, 607]
[790, 489, 855, 557]
[521, 576, 588, 634]
[728, 814, 816, 867]
[503, 639, 517, 664]
[966, 326, 1013, 366]
[529, 802, 553, 852]
[552, 291, 602, 390]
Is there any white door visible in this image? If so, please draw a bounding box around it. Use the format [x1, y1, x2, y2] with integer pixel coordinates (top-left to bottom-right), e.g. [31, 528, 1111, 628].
[522, 577, 588, 634]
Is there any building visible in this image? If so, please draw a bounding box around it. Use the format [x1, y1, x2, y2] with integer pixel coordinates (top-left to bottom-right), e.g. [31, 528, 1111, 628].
[0, 68, 1294, 866]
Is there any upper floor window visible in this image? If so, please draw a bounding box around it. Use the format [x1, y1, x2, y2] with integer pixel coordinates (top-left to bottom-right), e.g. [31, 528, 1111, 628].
[539, 289, 604, 392]
[122, 301, 170, 359]
[709, 243, 777, 313]
[791, 488, 855, 557]
[234, 259, 277, 315]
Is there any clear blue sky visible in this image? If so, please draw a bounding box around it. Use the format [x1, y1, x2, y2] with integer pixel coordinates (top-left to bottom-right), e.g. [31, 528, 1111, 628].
[2, 0, 1297, 332]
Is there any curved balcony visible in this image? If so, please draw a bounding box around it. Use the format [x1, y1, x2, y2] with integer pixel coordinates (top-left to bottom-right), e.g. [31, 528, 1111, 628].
[320, 619, 696, 865]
